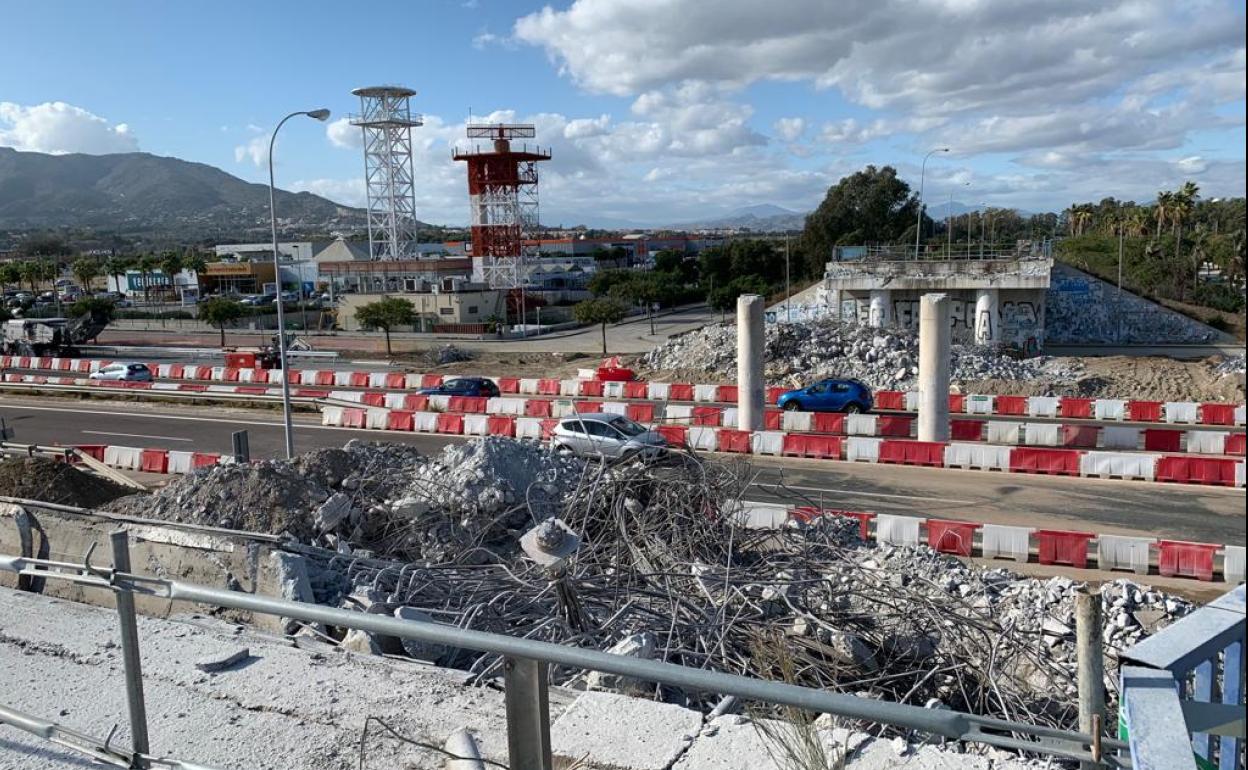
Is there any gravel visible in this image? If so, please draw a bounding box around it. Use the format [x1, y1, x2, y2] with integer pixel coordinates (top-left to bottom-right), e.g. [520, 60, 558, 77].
[640, 319, 1084, 391]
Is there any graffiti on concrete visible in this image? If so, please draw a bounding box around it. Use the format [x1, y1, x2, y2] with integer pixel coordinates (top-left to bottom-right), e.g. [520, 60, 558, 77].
[1044, 264, 1216, 344]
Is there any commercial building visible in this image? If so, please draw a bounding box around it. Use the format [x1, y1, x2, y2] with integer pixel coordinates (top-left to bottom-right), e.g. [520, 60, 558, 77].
[336, 288, 504, 333]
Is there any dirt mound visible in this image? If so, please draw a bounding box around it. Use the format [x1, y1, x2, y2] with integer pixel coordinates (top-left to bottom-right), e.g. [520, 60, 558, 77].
[0, 457, 135, 508]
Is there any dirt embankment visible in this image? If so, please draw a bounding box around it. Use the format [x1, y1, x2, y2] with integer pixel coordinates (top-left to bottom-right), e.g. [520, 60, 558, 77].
[0, 457, 136, 508]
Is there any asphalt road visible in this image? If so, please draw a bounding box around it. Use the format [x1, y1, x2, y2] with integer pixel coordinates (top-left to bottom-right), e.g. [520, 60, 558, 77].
[3, 395, 1242, 545]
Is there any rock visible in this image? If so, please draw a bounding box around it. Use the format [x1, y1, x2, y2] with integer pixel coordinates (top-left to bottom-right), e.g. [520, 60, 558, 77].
[314, 492, 353, 533]
[392, 606, 448, 663]
[587, 632, 658, 694]
[194, 647, 250, 673]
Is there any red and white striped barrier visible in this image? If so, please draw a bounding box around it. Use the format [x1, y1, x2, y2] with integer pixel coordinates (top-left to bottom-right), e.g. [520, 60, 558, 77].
[775, 505, 1244, 584]
[71, 444, 226, 474]
[9, 356, 1245, 428]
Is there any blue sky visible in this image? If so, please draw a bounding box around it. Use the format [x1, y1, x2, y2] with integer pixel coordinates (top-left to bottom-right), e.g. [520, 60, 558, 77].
[1, 0, 1244, 227]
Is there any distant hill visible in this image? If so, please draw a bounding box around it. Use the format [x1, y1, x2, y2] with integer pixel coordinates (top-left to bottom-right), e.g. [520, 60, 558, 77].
[0, 147, 372, 239]
[669, 204, 808, 232]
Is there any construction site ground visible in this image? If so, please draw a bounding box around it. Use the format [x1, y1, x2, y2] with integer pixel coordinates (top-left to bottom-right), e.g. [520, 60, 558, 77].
[0, 586, 1043, 770]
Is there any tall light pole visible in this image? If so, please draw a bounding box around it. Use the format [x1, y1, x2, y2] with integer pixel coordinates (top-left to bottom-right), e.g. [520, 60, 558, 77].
[979, 201, 987, 259]
[914, 147, 949, 258]
[268, 107, 330, 460]
[784, 232, 791, 322]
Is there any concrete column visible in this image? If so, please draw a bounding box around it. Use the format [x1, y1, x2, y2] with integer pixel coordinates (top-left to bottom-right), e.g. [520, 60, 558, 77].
[825, 288, 842, 320]
[1075, 587, 1106, 770]
[917, 293, 951, 442]
[974, 288, 999, 346]
[868, 289, 891, 328]
[736, 294, 765, 431]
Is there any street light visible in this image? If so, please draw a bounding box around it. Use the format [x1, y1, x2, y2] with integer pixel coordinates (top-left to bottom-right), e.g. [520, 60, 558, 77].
[914, 147, 949, 258]
[268, 108, 330, 460]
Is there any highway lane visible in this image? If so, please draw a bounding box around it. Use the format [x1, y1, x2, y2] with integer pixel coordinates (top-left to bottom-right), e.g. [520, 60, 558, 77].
[2, 395, 1242, 545]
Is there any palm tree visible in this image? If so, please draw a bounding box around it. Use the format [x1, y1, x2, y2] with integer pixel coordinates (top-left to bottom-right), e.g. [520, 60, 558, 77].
[1155, 191, 1174, 238]
[1073, 207, 1094, 236]
[1170, 187, 1195, 289]
[104, 255, 134, 295]
[1127, 208, 1150, 238]
[136, 254, 159, 304]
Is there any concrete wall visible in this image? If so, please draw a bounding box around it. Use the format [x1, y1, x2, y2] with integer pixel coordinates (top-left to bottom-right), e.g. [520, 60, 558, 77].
[835, 288, 1046, 349]
[1044, 264, 1220, 344]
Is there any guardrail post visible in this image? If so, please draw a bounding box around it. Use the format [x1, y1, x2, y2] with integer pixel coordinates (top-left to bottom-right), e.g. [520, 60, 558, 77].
[1076, 586, 1106, 769]
[110, 529, 150, 768]
[503, 656, 552, 770]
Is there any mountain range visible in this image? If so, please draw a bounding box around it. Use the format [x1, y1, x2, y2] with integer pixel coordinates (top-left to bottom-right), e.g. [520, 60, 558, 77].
[668, 204, 809, 232]
[0, 147, 369, 240]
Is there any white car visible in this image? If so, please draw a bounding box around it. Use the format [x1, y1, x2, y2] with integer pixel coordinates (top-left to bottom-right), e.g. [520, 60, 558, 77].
[551, 413, 668, 460]
[89, 362, 153, 382]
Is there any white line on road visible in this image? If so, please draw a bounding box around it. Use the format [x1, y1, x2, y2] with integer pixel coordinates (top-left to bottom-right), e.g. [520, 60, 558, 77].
[82, 430, 194, 442]
[751, 482, 976, 505]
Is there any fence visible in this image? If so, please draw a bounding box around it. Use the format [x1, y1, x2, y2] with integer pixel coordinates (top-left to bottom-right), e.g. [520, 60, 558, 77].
[1119, 584, 1245, 770]
[0, 532, 1126, 770]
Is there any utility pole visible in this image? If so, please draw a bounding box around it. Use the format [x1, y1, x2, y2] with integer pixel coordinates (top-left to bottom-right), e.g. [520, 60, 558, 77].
[979, 204, 987, 259]
[1116, 220, 1125, 343]
[784, 233, 791, 323]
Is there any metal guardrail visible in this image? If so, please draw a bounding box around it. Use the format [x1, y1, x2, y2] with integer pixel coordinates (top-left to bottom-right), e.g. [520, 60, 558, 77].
[1120, 585, 1245, 770]
[0, 535, 1126, 770]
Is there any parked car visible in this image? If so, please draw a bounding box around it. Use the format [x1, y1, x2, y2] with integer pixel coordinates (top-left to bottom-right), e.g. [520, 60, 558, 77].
[776, 378, 873, 413]
[417, 377, 500, 398]
[89, 362, 153, 382]
[551, 413, 668, 460]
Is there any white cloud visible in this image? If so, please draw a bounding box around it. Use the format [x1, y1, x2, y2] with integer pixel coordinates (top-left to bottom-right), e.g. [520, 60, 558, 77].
[564, 114, 611, 139]
[326, 117, 361, 150]
[773, 117, 805, 141]
[288, 177, 367, 207]
[0, 101, 138, 154]
[233, 134, 270, 167]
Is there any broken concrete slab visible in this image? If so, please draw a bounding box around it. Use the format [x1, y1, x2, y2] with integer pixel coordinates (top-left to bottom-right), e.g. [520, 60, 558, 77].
[673, 714, 847, 770]
[550, 691, 702, 770]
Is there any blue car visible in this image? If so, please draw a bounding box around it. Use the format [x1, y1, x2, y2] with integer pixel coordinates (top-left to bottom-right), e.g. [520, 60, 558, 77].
[776, 378, 873, 414]
[417, 376, 500, 398]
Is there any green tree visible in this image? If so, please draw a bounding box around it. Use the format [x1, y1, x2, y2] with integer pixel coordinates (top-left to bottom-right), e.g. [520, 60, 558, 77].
[197, 297, 247, 347]
[18, 234, 70, 260]
[609, 273, 672, 335]
[183, 252, 208, 290]
[136, 254, 159, 303]
[0, 263, 20, 290]
[799, 165, 920, 274]
[71, 258, 100, 292]
[707, 275, 770, 318]
[587, 269, 633, 297]
[104, 255, 134, 294]
[18, 259, 55, 293]
[69, 296, 117, 323]
[573, 297, 628, 355]
[354, 296, 415, 356]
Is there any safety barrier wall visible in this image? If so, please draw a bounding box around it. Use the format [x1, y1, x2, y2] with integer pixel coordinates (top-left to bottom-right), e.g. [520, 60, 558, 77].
[778, 505, 1243, 584]
[69, 444, 226, 474]
[10, 357, 1244, 428]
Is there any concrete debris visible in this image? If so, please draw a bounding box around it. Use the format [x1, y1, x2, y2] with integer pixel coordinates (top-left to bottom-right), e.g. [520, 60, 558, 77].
[425, 343, 474, 365]
[91, 436, 1195, 749]
[106, 437, 585, 563]
[1214, 354, 1246, 377]
[640, 319, 1083, 391]
[443, 728, 487, 770]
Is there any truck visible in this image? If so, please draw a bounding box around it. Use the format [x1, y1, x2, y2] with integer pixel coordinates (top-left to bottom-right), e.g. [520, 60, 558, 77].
[1, 309, 110, 357]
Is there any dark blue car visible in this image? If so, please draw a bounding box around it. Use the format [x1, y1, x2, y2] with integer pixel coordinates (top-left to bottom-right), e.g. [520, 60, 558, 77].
[776, 378, 873, 414]
[417, 376, 500, 398]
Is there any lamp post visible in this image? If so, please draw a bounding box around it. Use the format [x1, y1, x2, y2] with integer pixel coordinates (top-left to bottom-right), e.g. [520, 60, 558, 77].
[268, 107, 330, 460]
[914, 147, 949, 258]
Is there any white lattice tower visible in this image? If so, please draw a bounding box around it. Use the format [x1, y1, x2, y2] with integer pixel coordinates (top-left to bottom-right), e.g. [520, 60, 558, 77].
[350, 86, 423, 260]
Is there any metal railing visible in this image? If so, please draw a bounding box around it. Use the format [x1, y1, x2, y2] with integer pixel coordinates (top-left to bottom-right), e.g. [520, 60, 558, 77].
[833, 241, 1054, 262]
[1119, 584, 1245, 770]
[1, 534, 1128, 770]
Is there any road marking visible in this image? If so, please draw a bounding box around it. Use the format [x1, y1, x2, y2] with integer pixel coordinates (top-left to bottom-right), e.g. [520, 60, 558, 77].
[750, 482, 976, 505]
[82, 430, 194, 442]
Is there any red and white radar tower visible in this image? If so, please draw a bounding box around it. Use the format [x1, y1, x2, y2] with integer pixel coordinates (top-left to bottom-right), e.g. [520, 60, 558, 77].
[452, 124, 551, 292]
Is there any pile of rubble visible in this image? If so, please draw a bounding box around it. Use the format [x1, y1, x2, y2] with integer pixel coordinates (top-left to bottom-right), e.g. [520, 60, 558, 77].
[0, 456, 134, 508]
[107, 437, 585, 562]
[640, 319, 1083, 390]
[1214, 354, 1246, 377]
[101, 437, 1195, 740]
